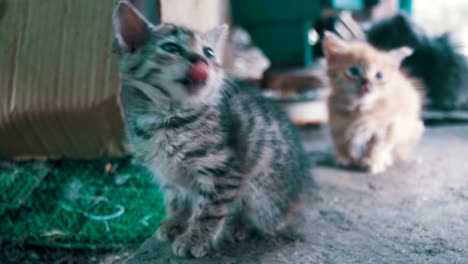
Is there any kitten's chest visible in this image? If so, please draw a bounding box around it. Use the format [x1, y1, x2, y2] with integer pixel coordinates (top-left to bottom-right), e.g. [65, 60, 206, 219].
[332, 113, 387, 138]
[129, 109, 225, 182]
[132, 126, 198, 164]
[131, 129, 194, 186]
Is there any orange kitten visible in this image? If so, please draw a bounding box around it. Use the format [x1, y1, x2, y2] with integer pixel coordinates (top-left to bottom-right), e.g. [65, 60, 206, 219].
[323, 31, 424, 174]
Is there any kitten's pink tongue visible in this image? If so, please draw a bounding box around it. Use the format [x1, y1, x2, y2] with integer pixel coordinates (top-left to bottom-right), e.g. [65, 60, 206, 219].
[188, 61, 209, 82]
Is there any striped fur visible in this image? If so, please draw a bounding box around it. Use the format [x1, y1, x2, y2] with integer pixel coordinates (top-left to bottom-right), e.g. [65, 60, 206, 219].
[113, 1, 309, 258]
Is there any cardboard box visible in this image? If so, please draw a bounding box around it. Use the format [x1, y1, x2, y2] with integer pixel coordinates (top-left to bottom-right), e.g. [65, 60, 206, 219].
[0, 0, 231, 160]
[0, 0, 130, 159]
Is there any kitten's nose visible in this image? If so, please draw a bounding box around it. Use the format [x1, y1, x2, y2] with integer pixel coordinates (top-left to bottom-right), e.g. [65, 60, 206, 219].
[359, 83, 371, 95]
[358, 78, 371, 95]
[188, 54, 207, 64]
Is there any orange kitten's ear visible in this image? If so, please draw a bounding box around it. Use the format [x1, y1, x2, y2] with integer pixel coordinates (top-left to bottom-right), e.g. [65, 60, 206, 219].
[388, 47, 413, 66]
[323, 31, 348, 59]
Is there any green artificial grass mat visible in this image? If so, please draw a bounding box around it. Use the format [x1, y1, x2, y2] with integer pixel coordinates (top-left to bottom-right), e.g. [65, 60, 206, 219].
[0, 161, 49, 211]
[0, 159, 166, 249]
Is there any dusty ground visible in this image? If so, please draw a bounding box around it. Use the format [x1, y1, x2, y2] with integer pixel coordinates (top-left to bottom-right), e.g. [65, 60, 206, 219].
[1, 124, 466, 263]
[121, 124, 468, 264]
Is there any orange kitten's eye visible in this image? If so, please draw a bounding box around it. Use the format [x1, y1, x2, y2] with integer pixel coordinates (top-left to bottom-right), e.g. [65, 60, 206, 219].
[376, 72, 383, 80]
[346, 66, 360, 77]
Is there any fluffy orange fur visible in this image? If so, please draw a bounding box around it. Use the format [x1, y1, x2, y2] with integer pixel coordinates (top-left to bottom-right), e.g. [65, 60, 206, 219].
[323, 32, 424, 174]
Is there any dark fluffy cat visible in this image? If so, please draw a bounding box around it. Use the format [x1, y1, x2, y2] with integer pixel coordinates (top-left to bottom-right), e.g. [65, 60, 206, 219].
[112, 1, 309, 258]
[366, 12, 468, 110]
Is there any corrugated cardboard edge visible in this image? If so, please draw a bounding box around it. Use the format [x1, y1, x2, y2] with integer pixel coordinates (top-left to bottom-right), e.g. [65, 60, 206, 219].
[0, 0, 133, 160]
[0, 91, 132, 160]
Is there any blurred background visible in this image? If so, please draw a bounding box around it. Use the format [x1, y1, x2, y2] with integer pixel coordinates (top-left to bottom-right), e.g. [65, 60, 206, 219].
[413, 0, 468, 55]
[1, 0, 468, 263]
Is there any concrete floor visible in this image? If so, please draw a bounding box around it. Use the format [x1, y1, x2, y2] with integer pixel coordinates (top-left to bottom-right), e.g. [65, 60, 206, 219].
[122, 125, 468, 264]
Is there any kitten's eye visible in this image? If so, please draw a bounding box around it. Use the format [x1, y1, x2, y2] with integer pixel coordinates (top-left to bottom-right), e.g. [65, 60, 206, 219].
[376, 72, 384, 80]
[161, 42, 182, 55]
[346, 66, 360, 77]
[203, 47, 215, 59]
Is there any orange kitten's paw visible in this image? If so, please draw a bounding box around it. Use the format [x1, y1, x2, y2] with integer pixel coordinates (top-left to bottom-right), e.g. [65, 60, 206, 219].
[336, 154, 352, 167]
[156, 220, 185, 241]
[363, 152, 393, 174]
[361, 157, 384, 174]
[369, 162, 387, 174]
[385, 157, 394, 167]
[172, 231, 211, 258]
[416, 120, 425, 135]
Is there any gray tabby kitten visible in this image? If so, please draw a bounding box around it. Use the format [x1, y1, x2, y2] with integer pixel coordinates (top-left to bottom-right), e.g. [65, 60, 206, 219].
[113, 1, 310, 258]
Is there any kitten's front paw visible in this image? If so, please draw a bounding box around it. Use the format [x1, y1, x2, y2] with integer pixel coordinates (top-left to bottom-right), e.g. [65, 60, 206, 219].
[336, 154, 352, 167]
[233, 223, 251, 241]
[172, 231, 211, 258]
[362, 153, 393, 174]
[156, 220, 185, 241]
[369, 162, 386, 174]
[222, 221, 252, 243]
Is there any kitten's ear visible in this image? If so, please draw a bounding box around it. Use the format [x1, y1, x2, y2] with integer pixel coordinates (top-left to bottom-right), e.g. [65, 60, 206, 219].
[388, 47, 413, 65]
[323, 31, 348, 59]
[204, 24, 229, 49]
[112, 1, 152, 52]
